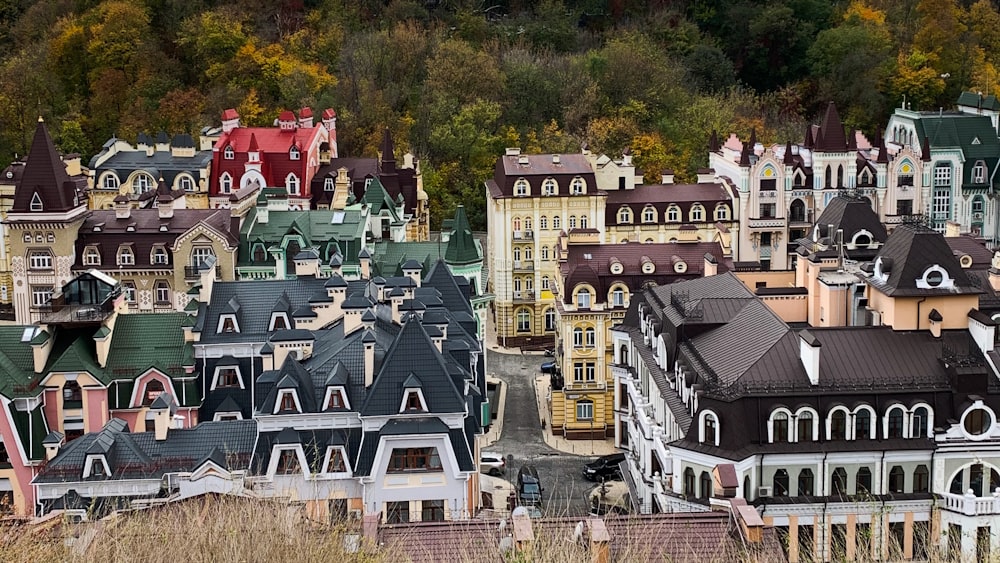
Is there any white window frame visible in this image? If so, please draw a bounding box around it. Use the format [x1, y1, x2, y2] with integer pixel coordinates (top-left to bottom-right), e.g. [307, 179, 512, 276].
[585, 327, 596, 348]
[30, 192, 42, 212]
[576, 289, 592, 309]
[515, 178, 529, 196]
[323, 386, 351, 410]
[269, 312, 291, 331]
[122, 282, 136, 304]
[973, 161, 987, 184]
[217, 314, 240, 334]
[154, 281, 170, 305]
[151, 246, 169, 265]
[191, 247, 215, 268]
[28, 251, 52, 271]
[576, 400, 594, 420]
[699, 410, 720, 446]
[224, 146, 235, 160]
[286, 173, 300, 195]
[101, 173, 120, 190]
[178, 175, 195, 192]
[274, 389, 303, 414]
[690, 204, 704, 222]
[31, 286, 53, 307]
[289, 146, 301, 160]
[83, 454, 111, 479]
[618, 207, 632, 224]
[768, 408, 792, 443]
[84, 246, 101, 266]
[117, 245, 135, 266]
[552, 216, 561, 229]
[400, 388, 429, 413]
[826, 406, 852, 440]
[715, 204, 729, 221]
[793, 407, 819, 442]
[667, 205, 679, 222]
[220, 172, 233, 193]
[542, 178, 557, 196]
[324, 177, 334, 191]
[570, 177, 585, 195]
[909, 403, 934, 439]
[884, 404, 909, 439]
[134, 173, 153, 193]
[852, 405, 877, 440]
[211, 365, 244, 390]
[267, 445, 309, 478]
[322, 445, 352, 475]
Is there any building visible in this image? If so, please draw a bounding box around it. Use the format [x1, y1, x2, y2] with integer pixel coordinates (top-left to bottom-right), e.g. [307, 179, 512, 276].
[0, 271, 200, 515]
[208, 108, 335, 210]
[87, 132, 212, 210]
[550, 240, 728, 440]
[613, 222, 1000, 562]
[710, 102, 925, 271]
[886, 93, 1000, 239]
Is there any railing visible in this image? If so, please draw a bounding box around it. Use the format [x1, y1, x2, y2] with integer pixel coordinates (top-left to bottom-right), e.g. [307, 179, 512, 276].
[513, 291, 535, 302]
[564, 380, 606, 391]
[758, 190, 777, 201]
[184, 265, 222, 280]
[940, 491, 1000, 515]
[513, 260, 534, 272]
[512, 230, 534, 240]
[748, 217, 786, 228]
[40, 299, 116, 325]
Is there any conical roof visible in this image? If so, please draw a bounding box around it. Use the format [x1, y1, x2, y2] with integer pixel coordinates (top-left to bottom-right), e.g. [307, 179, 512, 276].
[445, 205, 480, 265]
[12, 119, 81, 214]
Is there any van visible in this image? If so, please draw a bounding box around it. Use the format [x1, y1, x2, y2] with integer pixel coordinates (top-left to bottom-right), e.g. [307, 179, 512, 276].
[517, 465, 543, 506]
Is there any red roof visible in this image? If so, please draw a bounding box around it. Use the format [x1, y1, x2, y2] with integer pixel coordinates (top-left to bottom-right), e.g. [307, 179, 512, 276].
[322, 108, 336, 119]
[211, 125, 326, 197]
[278, 110, 296, 122]
[221, 109, 239, 121]
[299, 107, 312, 118]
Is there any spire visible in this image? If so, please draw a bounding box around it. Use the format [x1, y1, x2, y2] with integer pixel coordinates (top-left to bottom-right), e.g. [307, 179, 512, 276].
[783, 141, 795, 165]
[248, 133, 259, 153]
[11, 119, 80, 214]
[803, 124, 814, 148]
[815, 102, 847, 151]
[847, 129, 857, 151]
[708, 130, 719, 152]
[877, 130, 889, 164]
[379, 128, 396, 175]
[921, 136, 932, 161]
[445, 205, 480, 266]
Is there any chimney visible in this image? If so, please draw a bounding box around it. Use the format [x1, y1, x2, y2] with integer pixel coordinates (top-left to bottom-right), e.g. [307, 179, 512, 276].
[298, 107, 314, 128]
[31, 329, 53, 374]
[362, 514, 379, 543]
[402, 262, 422, 287]
[945, 221, 961, 238]
[929, 309, 943, 338]
[696, 168, 716, 183]
[94, 323, 114, 367]
[321, 108, 337, 133]
[391, 292, 403, 323]
[363, 330, 376, 387]
[43, 432, 63, 461]
[799, 330, 821, 385]
[703, 253, 718, 277]
[587, 519, 611, 563]
[661, 169, 674, 184]
[221, 109, 240, 133]
[260, 342, 274, 371]
[359, 248, 371, 279]
[267, 195, 289, 212]
[730, 498, 764, 544]
[197, 255, 218, 303]
[150, 393, 175, 441]
[621, 147, 632, 167]
[158, 196, 174, 219]
[552, 154, 560, 164]
[114, 195, 131, 219]
[505, 147, 521, 156]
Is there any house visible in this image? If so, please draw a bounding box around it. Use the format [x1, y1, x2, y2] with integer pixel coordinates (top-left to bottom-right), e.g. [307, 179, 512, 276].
[208, 108, 335, 210]
[710, 102, 924, 270]
[551, 240, 729, 440]
[612, 221, 1000, 562]
[87, 132, 213, 210]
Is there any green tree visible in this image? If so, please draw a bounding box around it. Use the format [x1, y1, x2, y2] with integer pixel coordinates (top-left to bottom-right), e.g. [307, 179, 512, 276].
[56, 119, 89, 156]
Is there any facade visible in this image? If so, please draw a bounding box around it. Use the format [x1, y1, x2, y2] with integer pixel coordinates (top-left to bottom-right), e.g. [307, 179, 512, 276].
[885, 93, 1000, 239]
[613, 222, 1000, 562]
[0, 271, 200, 515]
[87, 132, 212, 210]
[710, 102, 926, 271]
[550, 240, 729, 440]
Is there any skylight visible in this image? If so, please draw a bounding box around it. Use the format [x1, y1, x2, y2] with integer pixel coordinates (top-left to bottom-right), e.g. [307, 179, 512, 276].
[331, 211, 346, 224]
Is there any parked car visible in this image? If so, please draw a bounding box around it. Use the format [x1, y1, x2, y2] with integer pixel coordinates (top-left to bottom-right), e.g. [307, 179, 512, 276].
[583, 452, 626, 482]
[517, 465, 543, 506]
[540, 361, 557, 374]
[480, 452, 506, 476]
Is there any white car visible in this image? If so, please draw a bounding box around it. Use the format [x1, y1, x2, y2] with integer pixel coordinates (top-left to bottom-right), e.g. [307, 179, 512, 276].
[480, 452, 506, 476]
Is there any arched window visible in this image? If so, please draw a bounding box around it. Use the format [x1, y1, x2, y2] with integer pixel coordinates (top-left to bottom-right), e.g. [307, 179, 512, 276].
[552, 216, 561, 229]
[798, 468, 814, 496]
[829, 409, 848, 440]
[715, 204, 729, 221]
[542, 178, 557, 196]
[837, 164, 844, 188]
[683, 468, 695, 496]
[886, 406, 906, 439]
[690, 204, 704, 222]
[62, 381, 82, 407]
[744, 475, 752, 500]
[824, 166, 832, 188]
[579, 215, 588, 229]
[142, 379, 165, 406]
[831, 467, 848, 495]
[667, 206, 680, 222]
[516, 309, 531, 332]
[252, 244, 266, 263]
[220, 173, 233, 193]
[888, 466, 905, 493]
[701, 411, 719, 445]
[796, 410, 816, 442]
[699, 471, 713, 499]
[289, 146, 300, 160]
[857, 467, 872, 494]
[286, 173, 300, 195]
[618, 207, 632, 224]
[513, 247, 521, 261]
[524, 246, 533, 260]
[570, 177, 586, 195]
[539, 216, 548, 229]
[514, 178, 529, 196]
[911, 404, 932, 438]
[913, 464, 929, 493]
[789, 199, 806, 223]
[568, 216, 577, 229]
[512, 217, 522, 232]
[576, 289, 592, 309]
[134, 173, 153, 193]
[643, 206, 657, 223]
[973, 161, 988, 184]
[773, 469, 789, 496]
[101, 173, 120, 190]
[524, 218, 532, 231]
[585, 327, 595, 347]
[854, 407, 873, 440]
[224, 146, 234, 160]
[541, 246, 549, 261]
[573, 327, 584, 348]
[771, 410, 790, 442]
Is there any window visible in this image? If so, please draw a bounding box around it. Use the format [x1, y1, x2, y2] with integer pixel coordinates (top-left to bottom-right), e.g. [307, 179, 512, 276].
[544, 308, 556, 332]
[252, 244, 266, 263]
[216, 367, 240, 388]
[715, 204, 729, 221]
[855, 408, 872, 439]
[973, 161, 987, 184]
[831, 467, 848, 495]
[585, 327, 595, 348]
[289, 146, 300, 160]
[773, 469, 789, 496]
[386, 501, 409, 524]
[278, 392, 298, 413]
[134, 174, 152, 193]
[29, 192, 42, 211]
[552, 216, 561, 229]
[912, 406, 930, 438]
[142, 380, 164, 406]
[570, 177, 585, 194]
[179, 175, 194, 191]
[857, 467, 872, 494]
[576, 400, 594, 420]
[286, 173, 300, 195]
[122, 282, 136, 304]
[759, 203, 776, 218]
[541, 275, 550, 290]
[191, 247, 215, 268]
[62, 381, 82, 407]
[516, 308, 530, 332]
[576, 289, 591, 309]
[223, 146, 234, 160]
[539, 216, 548, 229]
[422, 500, 445, 522]
[913, 465, 929, 493]
[324, 177, 334, 191]
[934, 162, 952, 186]
[573, 327, 583, 348]
[580, 215, 589, 229]
[151, 246, 169, 265]
[683, 468, 696, 496]
[798, 468, 814, 496]
[270, 313, 288, 331]
[797, 411, 815, 442]
[700, 471, 713, 499]
[541, 247, 549, 261]
[102, 174, 119, 190]
[28, 251, 52, 270]
[542, 178, 556, 196]
[515, 179, 529, 196]
[887, 407, 905, 438]
[326, 389, 345, 410]
[964, 408, 991, 435]
[973, 196, 985, 214]
[118, 246, 134, 266]
[325, 448, 347, 473]
[772, 411, 789, 442]
[154, 281, 170, 305]
[89, 456, 108, 478]
[690, 205, 704, 222]
[83, 246, 100, 265]
[568, 216, 577, 229]
[277, 449, 300, 474]
[829, 410, 847, 440]
[31, 286, 53, 308]
[702, 412, 718, 445]
[220, 173, 233, 193]
[388, 448, 441, 472]
[618, 207, 632, 224]
[612, 288, 625, 308]
[220, 316, 237, 334]
[404, 391, 423, 411]
[888, 466, 905, 493]
[896, 199, 913, 216]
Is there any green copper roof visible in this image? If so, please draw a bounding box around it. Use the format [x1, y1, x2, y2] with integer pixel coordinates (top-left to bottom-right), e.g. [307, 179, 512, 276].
[445, 205, 480, 265]
[103, 313, 193, 383]
[911, 112, 1000, 187]
[0, 326, 42, 399]
[239, 207, 366, 268]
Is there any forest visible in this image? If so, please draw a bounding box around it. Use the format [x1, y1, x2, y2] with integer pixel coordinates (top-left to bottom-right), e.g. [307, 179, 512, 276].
[0, 0, 999, 229]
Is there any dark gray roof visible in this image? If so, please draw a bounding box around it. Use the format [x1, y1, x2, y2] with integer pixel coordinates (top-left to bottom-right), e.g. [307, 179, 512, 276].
[813, 196, 887, 245]
[251, 428, 362, 475]
[380, 417, 449, 436]
[198, 277, 330, 343]
[866, 222, 981, 297]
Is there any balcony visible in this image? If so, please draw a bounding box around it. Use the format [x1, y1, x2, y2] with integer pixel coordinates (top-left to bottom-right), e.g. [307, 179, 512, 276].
[39, 298, 116, 325]
[758, 190, 777, 201]
[184, 265, 222, 280]
[747, 217, 786, 229]
[940, 491, 1000, 516]
[512, 290, 535, 303]
[564, 380, 607, 392]
[513, 260, 534, 272]
[512, 230, 534, 241]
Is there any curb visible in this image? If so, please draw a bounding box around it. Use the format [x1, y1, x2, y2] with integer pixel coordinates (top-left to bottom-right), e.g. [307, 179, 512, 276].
[481, 375, 506, 448]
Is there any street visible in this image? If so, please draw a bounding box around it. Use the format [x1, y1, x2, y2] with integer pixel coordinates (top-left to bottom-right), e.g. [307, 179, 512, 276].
[486, 348, 602, 518]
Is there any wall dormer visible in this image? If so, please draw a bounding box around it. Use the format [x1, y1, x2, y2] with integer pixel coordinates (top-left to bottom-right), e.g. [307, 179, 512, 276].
[269, 311, 291, 331]
[218, 313, 240, 334]
[274, 388, 303, 414]
[323, 385, 350, 410]
[323, 445, 351, 474]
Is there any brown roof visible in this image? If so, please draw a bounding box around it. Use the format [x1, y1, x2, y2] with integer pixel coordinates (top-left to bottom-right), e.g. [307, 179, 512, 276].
[488, 152, 599, 198]
[11, 120, 87, 215]
[605, 183, 732, 226]
[945, 235, 995, 270]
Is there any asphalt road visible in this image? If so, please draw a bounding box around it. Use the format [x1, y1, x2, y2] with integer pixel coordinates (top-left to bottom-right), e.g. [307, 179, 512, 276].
[486, 348, 604, 518]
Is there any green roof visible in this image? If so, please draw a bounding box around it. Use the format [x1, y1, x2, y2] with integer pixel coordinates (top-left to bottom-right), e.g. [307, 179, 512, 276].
[0, 326, 42, 398]
[445, 205, 480, 265]
[957, 91, 1000, 112]
[103, 313, 194, 384]
[912, 112, 1000, 187]
[239, 207, 366, 267]
[9, 403, 47, 460]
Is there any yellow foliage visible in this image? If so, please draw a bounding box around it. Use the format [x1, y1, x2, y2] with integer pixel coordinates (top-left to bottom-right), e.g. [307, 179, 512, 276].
[844, 1, 886, 26]
[238, 89, 266, 126]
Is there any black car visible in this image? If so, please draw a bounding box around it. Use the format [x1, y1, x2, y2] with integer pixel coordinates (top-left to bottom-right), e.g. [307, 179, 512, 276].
[517, 465, 543, 506]
[540, 361, 557, 374]
[583, 453, 626, 481]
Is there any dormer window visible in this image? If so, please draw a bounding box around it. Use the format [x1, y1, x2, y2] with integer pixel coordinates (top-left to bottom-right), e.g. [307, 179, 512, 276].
[324, 387, 349, 410]
[217, 314, 240, 334]
[151, 246, 169, 265]
[179, 175, 195, 191]
[515, 178, 529, 196]
[220, 173, 233, 193]
[101, 173, 120, 190]
[916, 264, 953, 289]
[323, 446, 350, 473]
[689, 204, 704, 222]
[84, 454, 111, 479]
[570, 177, 586, 195]
[30, 192, 42, 212]
[974, 161, 987, 184]
[617, 207, 632, 224]
[286, 173, 300, 195]
[117, 245, 135, 266]
[224, 146, 235, 160]
[141, 379, 165, 407]
[666, 205, 680, 222]
[83, 246, 101, 266]
[275, 389, 302, 414]
[324, 177, 334, 191]
[276, 449, 301, 474]
[715, 204, 729, 221]
[289, 146, 300, 160]
[134, 173, 153, 193]
[400, 388, 428, 413]
[269, 312, 290, 331]
[576, 289, 591, 309]
[212, 365, 242, 390]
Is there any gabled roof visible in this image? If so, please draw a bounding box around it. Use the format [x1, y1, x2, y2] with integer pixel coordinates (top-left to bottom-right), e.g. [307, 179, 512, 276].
[813, 102, 848, 152]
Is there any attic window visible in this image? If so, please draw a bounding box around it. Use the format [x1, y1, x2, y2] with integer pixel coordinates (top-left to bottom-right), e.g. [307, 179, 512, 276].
[916, 264, 954, 290]
[84, 454, 111, 479]
[325, 388, 347, 410]
[400, 389, 427, 413]
[324, 446, 349, 473]
[269, 312, 290, 331]
[217, 314, 239, 334]
[29, 192, 42, 212]
[126, 223, 136, 232]
[224, 146, 234, 160]
[276, 449, 301, 474]
[274, 389, 302, 414]
[212, 366, 242, 390]
[289, 146, 300, 160]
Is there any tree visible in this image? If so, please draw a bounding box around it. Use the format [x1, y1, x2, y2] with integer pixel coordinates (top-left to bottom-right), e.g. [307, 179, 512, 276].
[156, 87, 208, 134]
[56, 119, 89, 156]
[86, 2, 152, 78]
[177, 10, 250, 76]
[888, 49, 946, 111]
